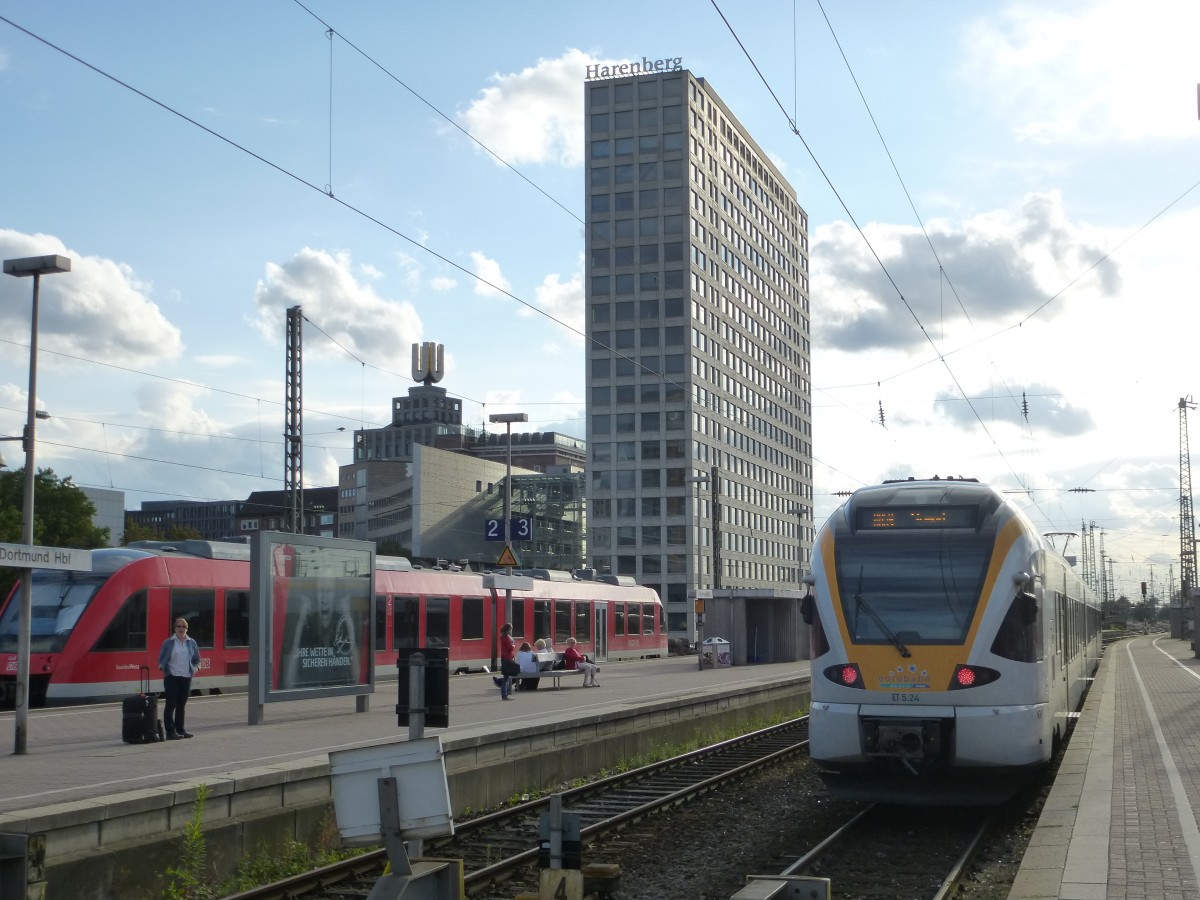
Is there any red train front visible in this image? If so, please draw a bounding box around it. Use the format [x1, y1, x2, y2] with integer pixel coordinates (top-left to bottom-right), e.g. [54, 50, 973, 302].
[0, 541, 666, 707]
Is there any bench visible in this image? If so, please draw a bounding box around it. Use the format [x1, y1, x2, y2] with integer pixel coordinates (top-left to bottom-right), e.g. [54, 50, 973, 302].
[516, 668, 585, 690]
[514, 650, 591, 690]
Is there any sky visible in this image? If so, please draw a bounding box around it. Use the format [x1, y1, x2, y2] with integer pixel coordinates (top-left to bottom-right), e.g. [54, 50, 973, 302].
[1, 1, 1198, 602]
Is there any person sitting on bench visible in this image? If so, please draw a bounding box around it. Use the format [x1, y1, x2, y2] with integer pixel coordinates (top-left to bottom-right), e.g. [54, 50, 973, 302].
[563, 637, 600, 687]
[516, 641, 541, 691]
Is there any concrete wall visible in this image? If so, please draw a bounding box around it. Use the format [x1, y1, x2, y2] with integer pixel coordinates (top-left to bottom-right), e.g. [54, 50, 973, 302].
[7, 675, 809, 899]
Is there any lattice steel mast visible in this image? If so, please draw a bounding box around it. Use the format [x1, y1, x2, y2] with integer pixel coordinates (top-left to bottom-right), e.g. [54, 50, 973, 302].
[1180, 397, 1197, 649]
[1081, 521, 1094, 594]
[284, 306, 303, 534]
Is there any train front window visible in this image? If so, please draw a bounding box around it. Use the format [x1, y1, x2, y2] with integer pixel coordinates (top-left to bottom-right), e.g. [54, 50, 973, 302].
[94, 590, 148, 652]
[0, 571, 105, 654]
[834, 537, 991, 644]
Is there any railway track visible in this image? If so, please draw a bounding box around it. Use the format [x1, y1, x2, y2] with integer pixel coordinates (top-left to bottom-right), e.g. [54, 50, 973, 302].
[222, 716, 810, 900]
[738, 803, 993, 899]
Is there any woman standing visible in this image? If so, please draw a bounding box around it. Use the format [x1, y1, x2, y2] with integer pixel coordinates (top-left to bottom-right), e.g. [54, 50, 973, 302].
[157, 617, 201, 739]
[495, 623, 518, 700]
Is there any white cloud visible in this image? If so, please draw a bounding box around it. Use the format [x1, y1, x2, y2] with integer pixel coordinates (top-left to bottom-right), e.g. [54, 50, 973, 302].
[532, 268, 584, 338]
[483, 391, 523, 410]
[194, 354, 240, 368]
[0, 229, 184, 367]
[812, 191, 1120, 352]
[458, 48, 595, 167]
[469, 251, 511, 297]
[962, 0, 1200, 143]
[430, 276, 457, 292]
[133, 381, 222, 436]
[252, 248, 423, 357]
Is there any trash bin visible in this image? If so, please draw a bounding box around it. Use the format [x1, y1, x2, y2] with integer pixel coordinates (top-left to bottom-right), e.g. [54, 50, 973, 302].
[701, 637, 732, 668]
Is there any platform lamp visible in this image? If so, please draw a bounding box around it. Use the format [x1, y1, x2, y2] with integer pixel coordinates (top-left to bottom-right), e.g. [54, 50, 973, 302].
[686, 473, 709, 669]
[488, 412, 527, 641]
[4, 254, 72, 755]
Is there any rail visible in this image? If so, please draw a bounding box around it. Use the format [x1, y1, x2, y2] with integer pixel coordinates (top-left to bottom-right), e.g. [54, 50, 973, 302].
[220, 716, 810, 900]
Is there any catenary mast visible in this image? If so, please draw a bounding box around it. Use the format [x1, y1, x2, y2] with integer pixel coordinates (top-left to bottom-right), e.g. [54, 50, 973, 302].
[1179, 397, 1197, 650]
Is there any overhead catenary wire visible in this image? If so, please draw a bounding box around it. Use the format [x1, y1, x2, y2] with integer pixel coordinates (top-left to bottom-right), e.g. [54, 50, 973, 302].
[709, 0, 1029, 494]
[0, 9, 1188, 568]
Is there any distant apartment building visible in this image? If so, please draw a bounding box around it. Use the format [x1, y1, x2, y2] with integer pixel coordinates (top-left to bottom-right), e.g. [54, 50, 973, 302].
[341, 345, 588, 569]
[127, 490, 336, 543]
[127, 499, 243, 542]
[339, 446, 584, 570]
[584, 68, 813, 639]
[235, 487, 338, 539]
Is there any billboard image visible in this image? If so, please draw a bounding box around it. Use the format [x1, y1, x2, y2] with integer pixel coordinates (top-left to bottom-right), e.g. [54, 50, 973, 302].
[275, 573, 370, 690]
[251, 533, 375, 707]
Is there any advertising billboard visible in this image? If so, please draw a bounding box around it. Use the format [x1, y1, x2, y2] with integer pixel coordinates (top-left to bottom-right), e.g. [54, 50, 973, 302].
[250, 532, 375, 712]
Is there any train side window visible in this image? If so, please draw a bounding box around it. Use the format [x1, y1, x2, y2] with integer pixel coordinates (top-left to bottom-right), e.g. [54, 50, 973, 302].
[461, 596, 484, 641]
[1057, 592, 1067, 661]
[990, 592, 1039, 663]
[426, 596, 450, 648]
[224, 590, 250, 648]
[93, 590, 148, 651]
[510, 599, 526, 638]
[613, 603, 626, 636]
[641, 604, 655, 635]
[171, 589, 214, 649]
[533, 600, 551, 644]
[375, 594, 388, 653]
[393, 595, 419, 650]
[575, 602, 592, 644]
[554, 600, 572, 644]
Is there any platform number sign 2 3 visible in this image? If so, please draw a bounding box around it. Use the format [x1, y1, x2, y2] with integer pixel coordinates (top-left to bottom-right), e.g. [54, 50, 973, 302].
[484, 517, 534, 541]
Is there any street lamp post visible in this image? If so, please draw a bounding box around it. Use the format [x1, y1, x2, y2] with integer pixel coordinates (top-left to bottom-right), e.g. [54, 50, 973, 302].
[789, 504, 805, 589]
[3, 254, 71, 755]
[686, 473, 709, 669]
[488, 412, 527, 635]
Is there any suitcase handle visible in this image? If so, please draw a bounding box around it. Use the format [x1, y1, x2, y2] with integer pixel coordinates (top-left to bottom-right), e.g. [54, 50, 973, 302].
[140, 664, 152, 696]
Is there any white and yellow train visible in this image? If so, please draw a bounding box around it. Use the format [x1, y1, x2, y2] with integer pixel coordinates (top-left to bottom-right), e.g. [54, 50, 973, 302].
[804, 477, 1101, 804]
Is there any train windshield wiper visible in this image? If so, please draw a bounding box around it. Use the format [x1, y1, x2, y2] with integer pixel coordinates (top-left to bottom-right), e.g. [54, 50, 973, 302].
[854, 591, 911, 658]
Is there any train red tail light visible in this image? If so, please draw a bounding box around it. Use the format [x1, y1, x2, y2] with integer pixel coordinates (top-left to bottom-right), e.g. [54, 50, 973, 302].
[822, 662, 864, 688]
[948, 664, 1001, 689]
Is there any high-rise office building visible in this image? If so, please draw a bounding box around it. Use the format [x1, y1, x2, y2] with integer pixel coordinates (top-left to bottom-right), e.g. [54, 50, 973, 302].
[584, 68, 813, 640]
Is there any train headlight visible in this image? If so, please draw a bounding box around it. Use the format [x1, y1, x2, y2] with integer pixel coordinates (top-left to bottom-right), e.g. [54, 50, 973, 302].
[948, 664, 1000, 689]
[822, 662, 864, 688]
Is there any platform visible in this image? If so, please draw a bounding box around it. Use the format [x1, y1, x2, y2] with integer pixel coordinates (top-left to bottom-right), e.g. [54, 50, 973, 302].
[1010, 635, 1200, 900]
[0, 654, 809, 817]
[0, 654, 814, 898]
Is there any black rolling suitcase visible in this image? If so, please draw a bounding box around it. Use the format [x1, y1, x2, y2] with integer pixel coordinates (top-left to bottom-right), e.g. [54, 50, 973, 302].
[122, 665, 164, 744]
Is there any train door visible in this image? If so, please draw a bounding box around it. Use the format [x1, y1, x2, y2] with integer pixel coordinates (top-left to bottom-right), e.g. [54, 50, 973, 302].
[594, 603, 609, 663]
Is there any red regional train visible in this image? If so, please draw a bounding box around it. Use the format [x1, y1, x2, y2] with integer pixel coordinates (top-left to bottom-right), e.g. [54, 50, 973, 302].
[0, 540, 666, 707]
